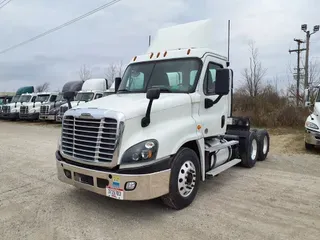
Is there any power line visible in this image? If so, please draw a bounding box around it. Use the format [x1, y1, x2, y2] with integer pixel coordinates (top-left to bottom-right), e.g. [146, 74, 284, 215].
[0, 0, 13, 9]
[0, 0, 121, 55]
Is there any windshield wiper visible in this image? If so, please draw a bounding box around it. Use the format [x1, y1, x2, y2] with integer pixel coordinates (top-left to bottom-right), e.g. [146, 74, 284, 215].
[117, 89, 131, 93]
[155, 86, 172, 93]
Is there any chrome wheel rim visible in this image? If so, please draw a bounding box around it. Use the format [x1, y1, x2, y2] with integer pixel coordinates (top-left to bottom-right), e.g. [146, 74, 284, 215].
[178, 160, 196, 197]
[251, 139, 258, 160]
[263, 136, 268, 154]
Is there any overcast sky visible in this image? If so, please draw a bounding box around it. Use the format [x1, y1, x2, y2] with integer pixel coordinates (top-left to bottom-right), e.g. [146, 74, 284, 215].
[0, 0, 319, 92]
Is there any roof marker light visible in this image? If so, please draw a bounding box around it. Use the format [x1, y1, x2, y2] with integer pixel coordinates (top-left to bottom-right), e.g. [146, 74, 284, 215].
[163, 51, 167, 57]
[133, 56, 137, 61]
[150, 52, 154, 59]
[156, 52, 160, 58]
[187, 49, 191, 55]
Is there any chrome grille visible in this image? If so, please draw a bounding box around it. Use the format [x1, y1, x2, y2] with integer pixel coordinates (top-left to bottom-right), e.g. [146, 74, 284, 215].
[2, 106, 10, 113]
[20, 106, 28, 114]
[40, 105, 49, 115]
[61, 116, 118, 163]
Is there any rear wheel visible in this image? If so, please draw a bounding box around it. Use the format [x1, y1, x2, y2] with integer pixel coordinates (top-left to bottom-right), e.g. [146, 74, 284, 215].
[161, 147, 200, 210]
[240, 131, 258, 168]
[256, 129, 270, 161]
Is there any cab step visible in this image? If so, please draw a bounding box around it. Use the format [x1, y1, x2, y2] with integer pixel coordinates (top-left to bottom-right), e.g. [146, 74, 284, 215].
[205, 158, 241, 177]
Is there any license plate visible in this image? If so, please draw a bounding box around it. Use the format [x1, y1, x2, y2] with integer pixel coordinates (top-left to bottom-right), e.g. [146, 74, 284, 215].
[106, 187, 124, 200]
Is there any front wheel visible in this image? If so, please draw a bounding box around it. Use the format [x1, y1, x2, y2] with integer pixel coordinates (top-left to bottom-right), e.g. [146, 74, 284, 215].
[240, 131, 259, 168]
[161, 147, 200, 210]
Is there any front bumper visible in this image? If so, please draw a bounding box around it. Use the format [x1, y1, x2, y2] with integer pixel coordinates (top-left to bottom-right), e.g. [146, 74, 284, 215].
[2, 112, 19, 120]
[39, 114, 56, 121]
[56, 151, 171, 201]
[305, 128, 320, 146]
[19, 112, 40, 120]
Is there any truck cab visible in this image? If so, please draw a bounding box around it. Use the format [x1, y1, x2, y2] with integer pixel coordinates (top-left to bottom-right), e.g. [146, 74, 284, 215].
[1, 86, 35, 120]
[19, 92, 58, 120]
[55, 19, 270, 210]
[56, 78, 108, 122]
[304, 85, 320, 149]
[39, 80, 84, 121]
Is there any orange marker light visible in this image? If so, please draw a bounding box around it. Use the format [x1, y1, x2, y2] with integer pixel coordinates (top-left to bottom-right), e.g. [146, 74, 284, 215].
[197, 125, 201, 130]
[187, 49, 191, 55]
[150, 52, 154, 59]
[163, 51, 167, 57]
[157, 52, 160, 58]
[133, 56, 137, 61]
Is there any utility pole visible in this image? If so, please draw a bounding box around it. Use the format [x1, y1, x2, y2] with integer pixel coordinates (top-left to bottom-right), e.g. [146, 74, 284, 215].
[289, 38, 306, 106]
[301, 24, 319, 89]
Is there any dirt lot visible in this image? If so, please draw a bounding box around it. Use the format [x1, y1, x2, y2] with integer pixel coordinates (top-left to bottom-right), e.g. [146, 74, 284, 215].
[0, 121, 319, 240]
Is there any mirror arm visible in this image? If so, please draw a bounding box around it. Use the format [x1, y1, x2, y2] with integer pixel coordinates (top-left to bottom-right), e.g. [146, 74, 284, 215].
[141, 99, 154, 128]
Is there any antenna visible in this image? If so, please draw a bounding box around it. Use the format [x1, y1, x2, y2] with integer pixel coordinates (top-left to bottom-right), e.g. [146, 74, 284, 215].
[226, 20, 231, 67]
[148, 35, 151, 47]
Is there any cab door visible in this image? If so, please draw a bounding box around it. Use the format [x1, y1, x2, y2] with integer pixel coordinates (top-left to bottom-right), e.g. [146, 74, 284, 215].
[198, 56, 229, 137]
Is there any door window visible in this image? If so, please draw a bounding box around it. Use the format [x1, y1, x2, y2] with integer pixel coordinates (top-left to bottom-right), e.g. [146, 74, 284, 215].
[204, 62, 222, 95]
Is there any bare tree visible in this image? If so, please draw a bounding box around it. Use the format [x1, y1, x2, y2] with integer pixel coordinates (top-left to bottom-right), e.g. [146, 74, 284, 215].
[79, 64, 92, 81]
[104, 61, 125, 87]
[241, 41, 267, 97]
[36, 82, 50, 92]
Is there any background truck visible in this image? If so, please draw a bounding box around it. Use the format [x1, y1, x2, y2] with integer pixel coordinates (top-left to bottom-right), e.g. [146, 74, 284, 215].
[0, 93, 14, 118]
[56, 78, 108, 122]
[39, 80, 83, 121]
[304, 84, 320, 150]
[55, 19, 270, 210]
[19, 92, 59, 120]
[1, 86, 35, 120]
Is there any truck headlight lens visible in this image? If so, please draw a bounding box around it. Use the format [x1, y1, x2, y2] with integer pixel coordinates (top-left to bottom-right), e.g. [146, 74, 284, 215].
[306, 121, 319, 130]
[121, 139, 158, 164]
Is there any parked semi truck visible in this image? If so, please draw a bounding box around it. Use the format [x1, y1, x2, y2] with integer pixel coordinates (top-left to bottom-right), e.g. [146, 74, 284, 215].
[39, 81, 83, 121]
[304, 84, 320, 150]
[56, 78, 108, 122]
[19, 92, 59, 120]
[1, 86, 35, 120]
[55, 19, 270, 210]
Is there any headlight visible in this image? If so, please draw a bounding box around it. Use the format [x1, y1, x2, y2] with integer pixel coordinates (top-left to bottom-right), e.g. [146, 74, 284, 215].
[305, 121, 319, 129]
[121, 139, 158, 165]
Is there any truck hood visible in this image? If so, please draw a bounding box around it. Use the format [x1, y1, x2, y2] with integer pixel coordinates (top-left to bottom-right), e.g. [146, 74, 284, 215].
[72, 93, 192, 120]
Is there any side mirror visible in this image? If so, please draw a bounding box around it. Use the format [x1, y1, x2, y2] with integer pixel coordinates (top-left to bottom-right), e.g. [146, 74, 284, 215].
[63, 91, 75, 101]
[63, 91, 75, 109]
[115, 77, 121, 92]
[215, 69, 230, 95]
[146, 87, 160, 100]
[141, 87, 161, 128]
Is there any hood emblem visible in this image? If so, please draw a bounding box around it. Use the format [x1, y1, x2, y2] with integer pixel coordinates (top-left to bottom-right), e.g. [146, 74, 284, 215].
[79, 112, 93, 118]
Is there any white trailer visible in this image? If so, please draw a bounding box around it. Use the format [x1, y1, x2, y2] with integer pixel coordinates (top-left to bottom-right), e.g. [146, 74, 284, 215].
[55, 19, 270, 210]
[304, 84, 320, 149]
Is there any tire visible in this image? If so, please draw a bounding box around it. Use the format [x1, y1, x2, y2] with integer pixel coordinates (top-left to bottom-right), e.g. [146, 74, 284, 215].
[161, 147, 200, 210]
[240, 131, 259, 168]
[256, 129, 270, 161]
[305, 142, 314, 150]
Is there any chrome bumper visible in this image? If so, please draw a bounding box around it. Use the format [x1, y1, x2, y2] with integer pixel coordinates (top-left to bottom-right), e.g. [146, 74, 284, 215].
[39, 114, 56, 121]
[56, 159, 171, 201]
[305, 128, 320, 146]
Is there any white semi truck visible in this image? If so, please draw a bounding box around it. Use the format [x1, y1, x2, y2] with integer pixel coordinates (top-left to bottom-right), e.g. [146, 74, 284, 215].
[2, 93, 38, 120]
[304, 84, 320, 149]
[19, 92, 59, 120]
[56, 78, 108, 122]
[55, 19, 270, 210]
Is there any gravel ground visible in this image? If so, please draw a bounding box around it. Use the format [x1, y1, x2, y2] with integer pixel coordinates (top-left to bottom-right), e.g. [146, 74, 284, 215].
[0, 121, 319, 240]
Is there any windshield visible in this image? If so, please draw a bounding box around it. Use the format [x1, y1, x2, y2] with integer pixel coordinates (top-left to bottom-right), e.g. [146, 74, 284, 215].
[35, 94, 50, 102]
[11, 96, 20, 103]
[74, 92, 94, 102]
[56, 94, 64, 101]
[117, 58, 201, 93]
[19, 95, 32, 102]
